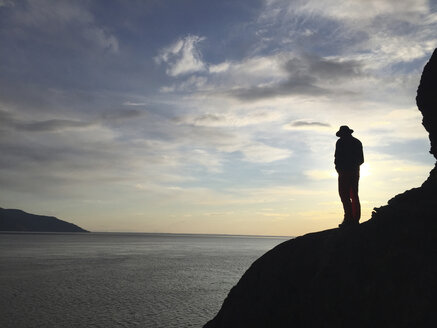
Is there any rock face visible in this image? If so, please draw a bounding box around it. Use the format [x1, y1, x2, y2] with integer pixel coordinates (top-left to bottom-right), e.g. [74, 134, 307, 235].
[0, 207, 88, 232]
[204, 49, 437, 328]
[416, 48, 437, 188]
[417, 48, 437, 160]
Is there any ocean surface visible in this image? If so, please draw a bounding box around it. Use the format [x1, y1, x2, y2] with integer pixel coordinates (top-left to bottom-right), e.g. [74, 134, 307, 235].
[0, 232, 289, 328]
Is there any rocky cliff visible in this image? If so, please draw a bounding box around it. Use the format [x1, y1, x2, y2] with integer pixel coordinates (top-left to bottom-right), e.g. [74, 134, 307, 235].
[204, 49, 437, 328]
[0, 207, 88, 232]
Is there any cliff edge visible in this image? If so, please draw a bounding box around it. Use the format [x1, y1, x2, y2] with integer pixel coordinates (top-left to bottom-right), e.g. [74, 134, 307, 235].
[204, 49, 437, 328]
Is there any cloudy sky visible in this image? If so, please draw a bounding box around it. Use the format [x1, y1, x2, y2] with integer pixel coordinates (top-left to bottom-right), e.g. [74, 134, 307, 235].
[1, 0, 436, 236]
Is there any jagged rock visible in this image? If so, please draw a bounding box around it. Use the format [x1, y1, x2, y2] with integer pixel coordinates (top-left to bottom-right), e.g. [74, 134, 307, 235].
[417, 48, 437, 160]
[204, 49, 437, 328]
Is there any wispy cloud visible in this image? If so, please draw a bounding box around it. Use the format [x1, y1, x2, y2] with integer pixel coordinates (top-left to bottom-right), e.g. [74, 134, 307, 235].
[155, 35, 206, 76]
[0, 109, 145, 132]
[175, 110, 283, 127]
[285, 120, 331, 129]
[123, 101, 148, 106]
[0, 110, 94, 132]
[227, 54, 363, 101]
[15, 119, 94, 132]
[293, 0, 430, 22]
[168, 51, 365, 101]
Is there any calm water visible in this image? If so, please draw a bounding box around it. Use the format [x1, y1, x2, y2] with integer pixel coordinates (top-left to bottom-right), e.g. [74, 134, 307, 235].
[0, 232, 289, 328]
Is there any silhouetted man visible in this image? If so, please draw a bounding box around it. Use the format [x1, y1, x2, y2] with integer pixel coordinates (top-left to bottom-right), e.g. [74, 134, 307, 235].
[334, 126, 364, 228]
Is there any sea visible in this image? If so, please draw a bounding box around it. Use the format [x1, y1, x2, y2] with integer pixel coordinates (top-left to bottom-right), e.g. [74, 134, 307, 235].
[0, 232, 289, 328]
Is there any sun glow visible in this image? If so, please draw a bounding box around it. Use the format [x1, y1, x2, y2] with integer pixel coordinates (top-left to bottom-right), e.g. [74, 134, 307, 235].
[360, 163, 371, 177]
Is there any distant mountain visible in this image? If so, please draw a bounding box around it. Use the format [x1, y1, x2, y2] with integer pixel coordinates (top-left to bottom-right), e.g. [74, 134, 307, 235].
[0, 207, 88, 232]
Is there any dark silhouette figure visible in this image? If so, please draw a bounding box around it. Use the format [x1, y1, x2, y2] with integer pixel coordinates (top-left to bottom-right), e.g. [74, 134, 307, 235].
[334, 126, 364, 227]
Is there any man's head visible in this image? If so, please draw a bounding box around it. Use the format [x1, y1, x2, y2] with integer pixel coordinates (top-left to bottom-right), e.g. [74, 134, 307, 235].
[336, 125, 354, 137]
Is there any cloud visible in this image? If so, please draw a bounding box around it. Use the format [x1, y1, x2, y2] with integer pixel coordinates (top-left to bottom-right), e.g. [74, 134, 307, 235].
[0, 118, 198, 196]
[286, 54, 363, 80]
[231, 79, 328, 101]
[176, 113, 224, 126]
[165, 112, 292, 164]
[100, 109, 144, 122]
[215, 55, 286, 81]
[155, 35, 206, 76]
[0, 110, 94, 132]
[294, 0, 430, 22]
[15, 119, 94, 132]
[160, 54, 286, 94]
[162, 51, 362, 99]
[285, 120, 331, 129]
[0, 109, 13, 121]
[370, 36, 436, 65]
[10, 0, 119, 53]
[187, 149, 223, 173]
[229, 54, 363, 101]
[84, 27, 119, 53]
[161, 76, 208, 93]
[175, 110, 283, 127]
[238, 143, 292, 163]
[258, 0, 436, 69]
[0, 109, 144, 132]
[209, 62, 231, 73]
[123, 101, 147, 106]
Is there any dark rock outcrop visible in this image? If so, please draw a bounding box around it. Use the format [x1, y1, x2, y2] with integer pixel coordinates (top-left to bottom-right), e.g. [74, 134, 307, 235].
[204, 49, 437, 328]
[0, 207, 88, 232]
[417, 48, 437, 160]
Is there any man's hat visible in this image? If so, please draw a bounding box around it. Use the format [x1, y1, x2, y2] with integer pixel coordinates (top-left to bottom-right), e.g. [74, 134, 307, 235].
[336, 125, 354, 137]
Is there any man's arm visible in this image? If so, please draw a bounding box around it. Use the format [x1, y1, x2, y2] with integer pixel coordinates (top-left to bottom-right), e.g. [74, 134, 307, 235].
[334, 139, 340, 168]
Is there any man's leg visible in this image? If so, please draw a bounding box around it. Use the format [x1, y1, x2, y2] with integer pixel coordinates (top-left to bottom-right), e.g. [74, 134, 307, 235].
[338, 171, 353, 222]
[350, 169, 360, 222]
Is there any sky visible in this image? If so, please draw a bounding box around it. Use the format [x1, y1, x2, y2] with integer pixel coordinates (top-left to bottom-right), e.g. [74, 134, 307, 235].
[0, 0, 436, 236]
